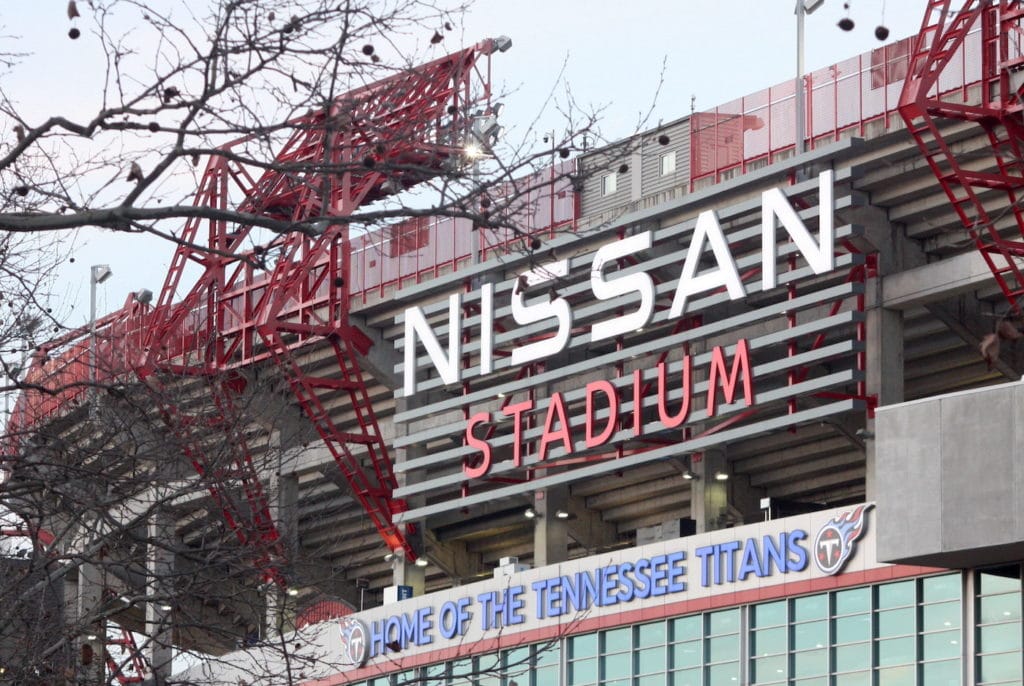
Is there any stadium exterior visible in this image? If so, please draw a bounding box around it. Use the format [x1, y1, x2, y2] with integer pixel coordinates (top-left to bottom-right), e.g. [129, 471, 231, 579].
[8, 3, 1024, 685]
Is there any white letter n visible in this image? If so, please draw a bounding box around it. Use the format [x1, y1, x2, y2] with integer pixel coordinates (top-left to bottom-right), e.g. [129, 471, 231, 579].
[403, 294, 462, 396]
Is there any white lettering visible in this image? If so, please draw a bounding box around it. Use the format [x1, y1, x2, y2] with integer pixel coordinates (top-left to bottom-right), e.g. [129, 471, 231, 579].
[403, 294, 462, 396]
[669, 209, 745, 318]
[761, 169, 834, 289]
[511, 260, 572, 365]
[591, 232, 655, 341]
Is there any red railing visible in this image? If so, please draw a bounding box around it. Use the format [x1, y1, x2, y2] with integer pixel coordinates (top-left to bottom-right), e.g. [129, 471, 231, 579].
[690, 30, 982, 186]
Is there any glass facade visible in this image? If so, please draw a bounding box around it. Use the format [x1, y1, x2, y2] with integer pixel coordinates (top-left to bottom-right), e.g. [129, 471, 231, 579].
[345, 570, 1024, 686]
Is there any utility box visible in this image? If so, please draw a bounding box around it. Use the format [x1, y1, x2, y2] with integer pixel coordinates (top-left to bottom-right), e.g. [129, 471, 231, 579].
[493, 556, 530, 578]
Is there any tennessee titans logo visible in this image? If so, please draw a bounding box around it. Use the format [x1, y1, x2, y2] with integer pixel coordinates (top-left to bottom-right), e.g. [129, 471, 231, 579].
[339, 616, 370, 667]
[813, 504, 873, 575]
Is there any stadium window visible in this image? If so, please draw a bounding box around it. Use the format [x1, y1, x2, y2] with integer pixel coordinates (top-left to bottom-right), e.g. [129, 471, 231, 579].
[602, 173, 618, 196]
[660, 151, 676, 176]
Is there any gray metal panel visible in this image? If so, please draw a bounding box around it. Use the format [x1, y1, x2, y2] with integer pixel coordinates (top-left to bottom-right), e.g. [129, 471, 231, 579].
[395, 399, 863, 522]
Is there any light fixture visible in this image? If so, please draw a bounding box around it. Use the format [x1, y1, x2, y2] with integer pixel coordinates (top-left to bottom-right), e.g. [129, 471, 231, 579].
[286, 588, 300, 597]
[555, 509, 570, 519]
[159, 602, 174, 611]
[134, 289, 153, 305]
[714, 471, 729, 481]
[91, 264, 112, 285]
[464, 142, 485, 160]
[414, 557, 429, 567]
[496, 391, 506, 398]
[84, 633, 98, 641]
[681, 469, 698, 481]
[524, 507, 539, 519]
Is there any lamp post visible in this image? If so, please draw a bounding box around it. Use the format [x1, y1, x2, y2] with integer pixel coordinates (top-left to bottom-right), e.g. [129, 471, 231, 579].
[89, 265, 112, 394]
[795, 0, 825, 154]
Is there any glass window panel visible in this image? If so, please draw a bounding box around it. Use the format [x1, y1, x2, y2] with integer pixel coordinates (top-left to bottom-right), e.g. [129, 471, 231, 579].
[451, 658, 473, 682]
[978, 566, 1021, 595]
[877, 665, 915, 685]
[570, 634, 597, 660]
[980, 622, 1023, 653]
[833, 641, 871, 672]
[793, 648, 827, 678]
[833, 614, 871, 644]
[396, 670, 419, 686]
[603, 680, 629, 686]
[670, 668, 701, 686]
[638, 621, 667, 648]
[978, 651, 1023, 683]
[478, 654, 501, 686]
[877, 607, 915, 638]
[751, 654, 787, 682]
[878, 580, 915, 609]
[707, 634, 739, 663]
[601, 651, 630, 680]
[706, 661, 739, 683]
[833, 672, 871, 686]
[637, 675, 666, 686]
[424, 662, 447, 682]
[792, 620, 828, 650]
[636, 646, 666, 674]
[923, 574, 960, 602]
[921, 659, 960, 686]
[922, 600, 960, 631]
[505, 646, 530, 673]
[752, 627, 787, 656]
[834, 587, 871, 615]
[792, 679, 828, 686]
[754, 601, 787, 628]
[708, 608, 739, 635]
[671, 616, 701, 642]
[602, 627, 631, 651]
[793, 594, 828, 621]
[534, 665, 558, 686]
[922, 628, 960, 660]
[536, 642, 560, 667]
[568, 657, 596, 685]
[671, 641, 701, 669]
[979, 593, 1022, 624]
[877, 636, 915, 666]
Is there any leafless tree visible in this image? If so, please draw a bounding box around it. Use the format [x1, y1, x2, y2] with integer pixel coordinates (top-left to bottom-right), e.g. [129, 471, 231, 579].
[0, 1, 613, 684]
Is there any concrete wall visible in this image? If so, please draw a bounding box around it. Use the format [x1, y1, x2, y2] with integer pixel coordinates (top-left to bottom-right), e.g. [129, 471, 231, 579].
[875, 378, 1024, 568]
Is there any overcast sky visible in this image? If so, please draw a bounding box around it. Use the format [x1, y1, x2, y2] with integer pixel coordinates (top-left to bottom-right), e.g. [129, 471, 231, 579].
[2, 0, 929, 326]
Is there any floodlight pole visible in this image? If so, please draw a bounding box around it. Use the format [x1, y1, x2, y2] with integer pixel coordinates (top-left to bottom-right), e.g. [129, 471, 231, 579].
[795, 0, 824, 154]
[89, 265, 112, 397]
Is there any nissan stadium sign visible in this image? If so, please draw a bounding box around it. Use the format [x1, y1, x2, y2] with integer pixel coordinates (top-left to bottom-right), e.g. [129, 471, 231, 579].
[393, 170, 866, 521]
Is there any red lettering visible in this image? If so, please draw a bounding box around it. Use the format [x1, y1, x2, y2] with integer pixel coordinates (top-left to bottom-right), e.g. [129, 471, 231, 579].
[707, 339, 754, 416]
[585, 380, 619, 448]
[657, 356, 692, 428]
[539, 392, 573, 461]
[502, 400, 534, 467]
[632, 368, 643, 437]
[463, 412, 493, 478]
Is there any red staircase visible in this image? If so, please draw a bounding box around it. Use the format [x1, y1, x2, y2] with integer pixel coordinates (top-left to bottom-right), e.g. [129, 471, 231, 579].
[900, 0, 1024, 313]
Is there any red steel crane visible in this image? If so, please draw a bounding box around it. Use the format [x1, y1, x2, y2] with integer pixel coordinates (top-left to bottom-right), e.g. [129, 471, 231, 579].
[133, 38, 508, 580]
[900, 0, 1024, 313]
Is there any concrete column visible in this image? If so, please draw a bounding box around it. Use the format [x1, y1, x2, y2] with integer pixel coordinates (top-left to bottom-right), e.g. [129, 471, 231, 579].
[392, 397, 427, 595]
[532, 487, 569, 567]
[391, 556, 426, 598]
[691, 449, 729, 533]
[864, 305, 904, 499]
[266, 431, 299, 637]
[145, 512, 174, 684]
[76, 562, 105, 685]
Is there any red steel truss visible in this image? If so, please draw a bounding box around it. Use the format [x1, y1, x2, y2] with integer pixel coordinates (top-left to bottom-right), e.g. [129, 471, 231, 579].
[900, 0, 1024, 313]
[134, 39, 505, 571]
